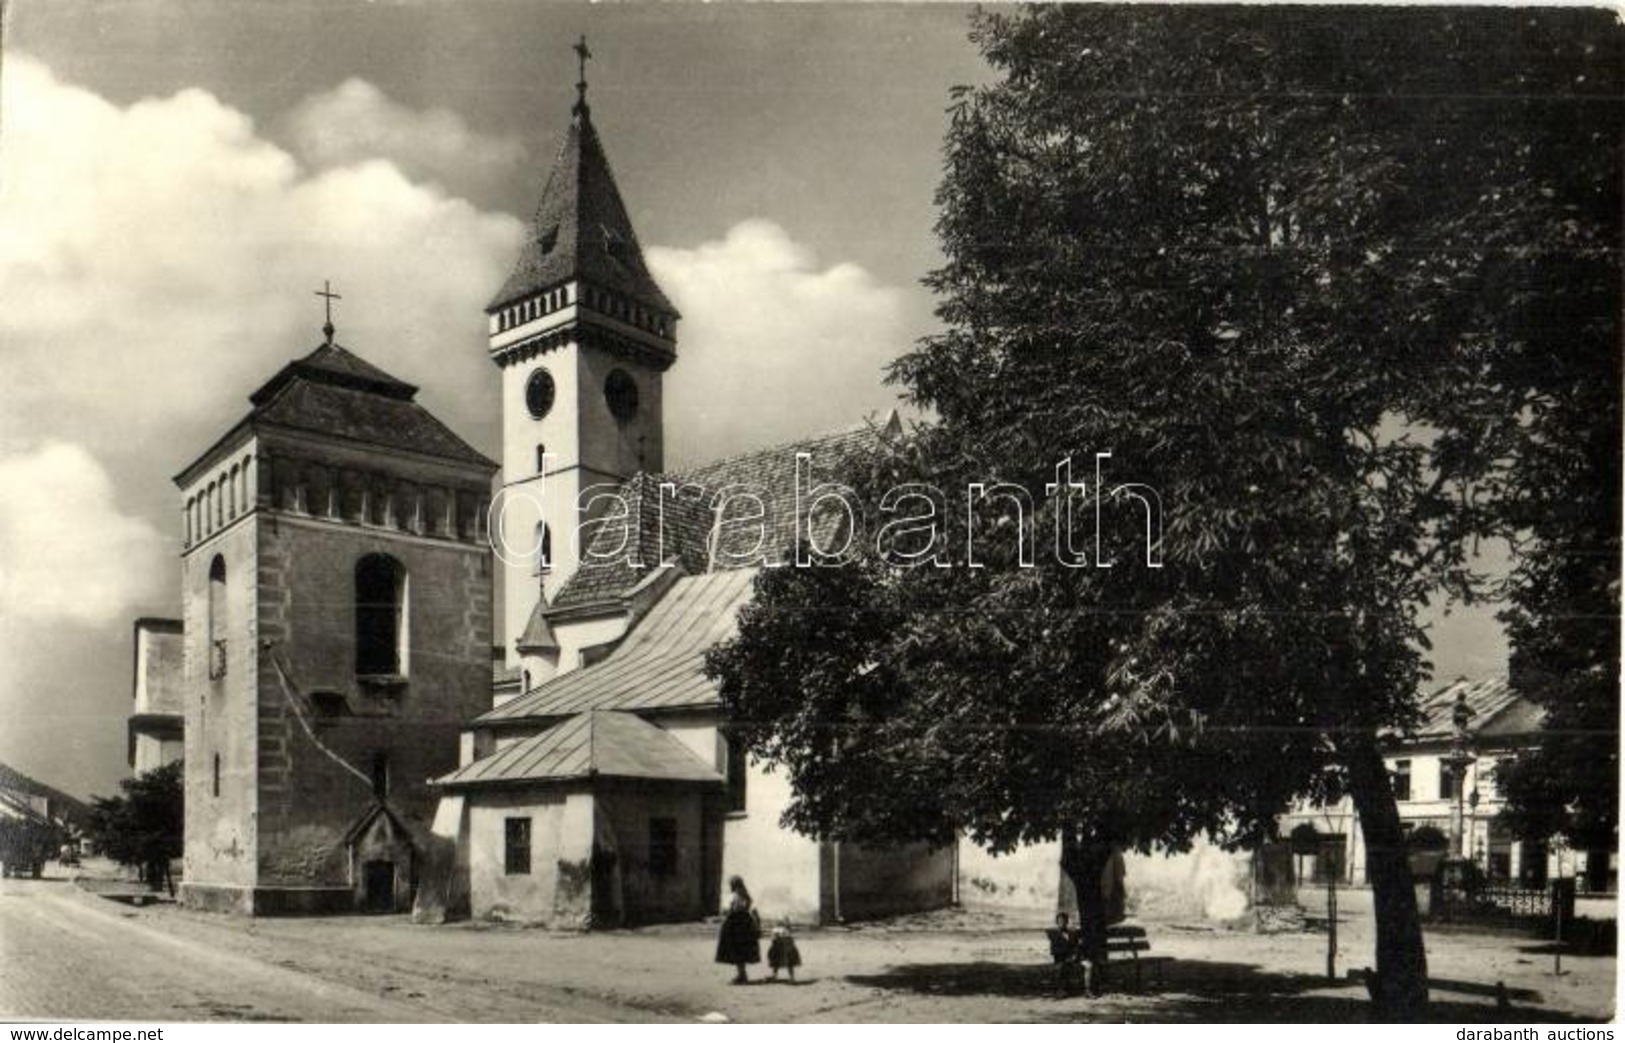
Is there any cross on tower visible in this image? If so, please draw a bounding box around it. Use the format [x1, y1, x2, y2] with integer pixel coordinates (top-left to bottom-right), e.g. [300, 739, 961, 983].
[315, 280, 342, 345]
[573, 35, 593, 113]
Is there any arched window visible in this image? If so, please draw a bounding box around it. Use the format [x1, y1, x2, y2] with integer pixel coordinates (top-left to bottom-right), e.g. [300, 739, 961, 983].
[532, 521, 551, 576]
[355, 553, 407, 677]
[208, 556, 227, 680]
[228, 465, 239, 518]
[184, 498, 194, 546]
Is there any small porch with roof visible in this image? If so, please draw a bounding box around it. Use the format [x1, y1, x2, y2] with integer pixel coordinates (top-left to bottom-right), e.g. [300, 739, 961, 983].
[433, 709, 724, 928]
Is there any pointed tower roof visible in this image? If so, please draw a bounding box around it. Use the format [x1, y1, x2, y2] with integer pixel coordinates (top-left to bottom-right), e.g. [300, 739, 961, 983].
[176, 338, 494, 486]
[488, 106, 677, 318]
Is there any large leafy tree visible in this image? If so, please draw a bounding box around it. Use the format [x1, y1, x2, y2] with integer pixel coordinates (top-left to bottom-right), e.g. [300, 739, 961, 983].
[709, 6, 1619, 1019]
[89, 761, 185, 894]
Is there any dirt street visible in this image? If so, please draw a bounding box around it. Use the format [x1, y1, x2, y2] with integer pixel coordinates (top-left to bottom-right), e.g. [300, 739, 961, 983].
[0, 870, 1614, 1023]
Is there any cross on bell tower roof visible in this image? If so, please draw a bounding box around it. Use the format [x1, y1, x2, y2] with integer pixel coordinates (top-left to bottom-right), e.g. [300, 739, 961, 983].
[315, 280, 341, 345]
[573, 35, 592, 117]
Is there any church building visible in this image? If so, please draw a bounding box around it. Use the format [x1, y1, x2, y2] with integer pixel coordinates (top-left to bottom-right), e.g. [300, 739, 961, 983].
[419, 75, 954, 927]
[145, 50, 954, 925]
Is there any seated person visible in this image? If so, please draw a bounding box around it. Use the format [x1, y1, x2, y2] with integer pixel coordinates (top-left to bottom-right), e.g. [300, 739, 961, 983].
[1047, 912, 1082, 963]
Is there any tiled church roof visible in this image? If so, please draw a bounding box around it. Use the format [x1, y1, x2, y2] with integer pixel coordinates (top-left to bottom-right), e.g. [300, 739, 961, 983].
[551, 415, 899, 609]
[434, 710, 722, 789]
[487, 107, 676, 318]
[483, 568, 757, 723]
[217, 341, 494, 470]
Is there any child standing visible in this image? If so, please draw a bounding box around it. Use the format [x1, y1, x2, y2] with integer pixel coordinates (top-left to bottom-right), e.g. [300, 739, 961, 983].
[767, 917, 802, 983]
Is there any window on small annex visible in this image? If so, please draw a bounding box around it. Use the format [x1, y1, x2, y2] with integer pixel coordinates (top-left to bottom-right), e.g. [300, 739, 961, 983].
[649, 817, 678, 877]
[1391, 759, 1412, 802]
[725, 735, 747, 814]
[504, 817, 532, 875]
[355, 553, 408, 676]
[207, 556, 228, 680]
[1439, 760, 1460, 801]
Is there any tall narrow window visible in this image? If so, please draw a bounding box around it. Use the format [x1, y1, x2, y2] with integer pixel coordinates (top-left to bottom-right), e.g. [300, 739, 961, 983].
[355, 554, 407, 676]
[212, 753, 221, 797]
[1392, 759, 1412, 802]
[725, 735, 747, 814]
[1439, 760, 1460, 801]
[533, 521, 551, 576]
[505, 817, 532, 875]
[370, 751, 390, 800]
[207, 556, 227, 679]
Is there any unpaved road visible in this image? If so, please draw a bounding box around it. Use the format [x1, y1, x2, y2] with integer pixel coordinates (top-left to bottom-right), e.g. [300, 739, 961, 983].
[0, 876, 651, 1022]
[1, 873, 1612, 1023]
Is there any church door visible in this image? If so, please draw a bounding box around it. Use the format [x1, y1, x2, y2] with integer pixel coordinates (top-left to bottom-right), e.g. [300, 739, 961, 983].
[363, 860, 396, 913]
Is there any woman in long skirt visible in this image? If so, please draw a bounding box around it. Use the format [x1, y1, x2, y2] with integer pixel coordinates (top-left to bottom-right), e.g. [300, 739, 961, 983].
[715, 875, 761, 984]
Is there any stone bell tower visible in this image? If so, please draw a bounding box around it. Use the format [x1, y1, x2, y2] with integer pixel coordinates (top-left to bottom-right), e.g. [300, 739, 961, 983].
[486, 38, 679, 677]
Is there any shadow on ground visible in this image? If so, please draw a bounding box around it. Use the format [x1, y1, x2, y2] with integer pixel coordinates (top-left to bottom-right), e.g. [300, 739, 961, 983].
[845, 959, 1599, 1023]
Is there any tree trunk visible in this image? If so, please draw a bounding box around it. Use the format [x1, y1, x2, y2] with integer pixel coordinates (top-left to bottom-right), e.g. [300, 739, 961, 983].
[1343, 734, 1429, 1019]
[1060, 831, 1116, 973]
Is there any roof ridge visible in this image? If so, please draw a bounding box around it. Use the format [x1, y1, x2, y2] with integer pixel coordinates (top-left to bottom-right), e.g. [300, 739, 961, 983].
[673, 414, 898, 486]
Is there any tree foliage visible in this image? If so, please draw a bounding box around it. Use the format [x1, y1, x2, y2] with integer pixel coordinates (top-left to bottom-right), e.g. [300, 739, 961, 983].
[709, 6, 1620, 1018]
[89, 761, 184, 892]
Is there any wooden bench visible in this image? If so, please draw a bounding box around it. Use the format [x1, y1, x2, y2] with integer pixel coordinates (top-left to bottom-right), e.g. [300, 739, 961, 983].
[1105, 924, 1171, 991]
[1045, 923, 1170, 993]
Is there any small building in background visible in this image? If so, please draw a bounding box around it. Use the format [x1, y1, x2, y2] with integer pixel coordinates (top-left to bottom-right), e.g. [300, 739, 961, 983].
[129, 618, 185, 776]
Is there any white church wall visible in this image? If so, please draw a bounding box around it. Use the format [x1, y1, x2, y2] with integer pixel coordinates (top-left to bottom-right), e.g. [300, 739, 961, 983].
[466, 788, 592, 925]
[957, 836, 1253, 924]
[957, 838, 1063, 917]
[1123, 838, 1251, 922]
[722, 757, 822, 922]
[660, 718, 721, 771]
[549, 612, 633, 675]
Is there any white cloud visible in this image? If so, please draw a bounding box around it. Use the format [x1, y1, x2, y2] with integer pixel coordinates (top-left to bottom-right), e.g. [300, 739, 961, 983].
[649, 219, 917, 468]
[0, 56, 522, 475]
[280, 78, 524, 203]
[0, 442, 168, 627]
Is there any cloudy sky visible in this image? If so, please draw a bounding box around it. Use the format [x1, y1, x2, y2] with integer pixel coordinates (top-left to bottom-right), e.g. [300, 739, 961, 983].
[0, 2, 1508, 800]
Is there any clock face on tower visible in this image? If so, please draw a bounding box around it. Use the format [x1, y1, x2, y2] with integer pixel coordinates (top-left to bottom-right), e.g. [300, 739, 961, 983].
[525, 368, 556, 419]
[604, 368, 639, 422]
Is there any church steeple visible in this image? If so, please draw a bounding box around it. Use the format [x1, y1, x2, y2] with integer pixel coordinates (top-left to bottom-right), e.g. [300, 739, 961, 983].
[486, 49, 677, 363]
[486, 45, 677, 674]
